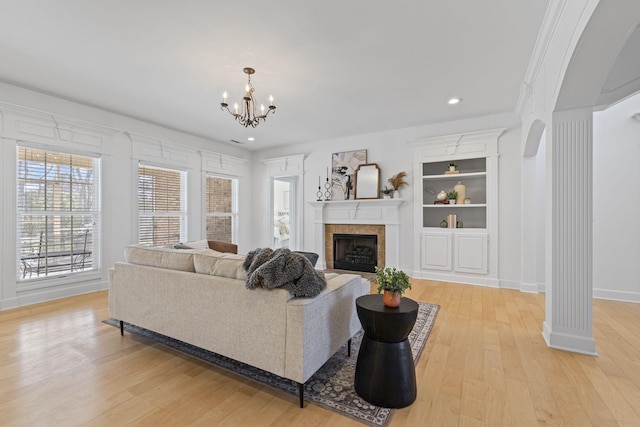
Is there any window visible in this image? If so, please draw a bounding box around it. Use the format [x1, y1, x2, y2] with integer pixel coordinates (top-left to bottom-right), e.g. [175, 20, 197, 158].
[205, 175, 238, 243]
[17, 147, 100, 280]
[138, 164, 187, 247]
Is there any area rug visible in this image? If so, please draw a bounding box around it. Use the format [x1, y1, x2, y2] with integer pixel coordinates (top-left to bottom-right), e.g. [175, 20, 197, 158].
[103, 302, 439, 426]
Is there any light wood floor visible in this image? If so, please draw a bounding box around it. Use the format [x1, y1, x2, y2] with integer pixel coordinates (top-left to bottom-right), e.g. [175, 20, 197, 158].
[1, 281, 639, 426]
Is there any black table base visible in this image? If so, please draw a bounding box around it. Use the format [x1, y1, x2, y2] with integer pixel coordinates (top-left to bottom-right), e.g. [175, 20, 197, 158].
[354, 294, 419, 408]
[354, 336, 417, 408]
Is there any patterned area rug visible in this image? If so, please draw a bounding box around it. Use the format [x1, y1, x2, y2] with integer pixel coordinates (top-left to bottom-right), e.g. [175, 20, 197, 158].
[104, 302, 439, 426]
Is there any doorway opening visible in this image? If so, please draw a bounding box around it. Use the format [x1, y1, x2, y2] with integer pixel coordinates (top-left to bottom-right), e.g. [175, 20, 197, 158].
[272, 176, 296, 249]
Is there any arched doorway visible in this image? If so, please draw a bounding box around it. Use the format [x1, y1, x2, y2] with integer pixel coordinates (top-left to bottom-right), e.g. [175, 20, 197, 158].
[519, 0, 640, 354]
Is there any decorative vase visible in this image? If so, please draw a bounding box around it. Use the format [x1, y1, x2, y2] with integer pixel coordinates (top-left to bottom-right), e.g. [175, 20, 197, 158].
[454, 181, 466, 204]
[383, 290, 401, 307]
[437, 190, 447, 201]
[393, 190, 400, 199]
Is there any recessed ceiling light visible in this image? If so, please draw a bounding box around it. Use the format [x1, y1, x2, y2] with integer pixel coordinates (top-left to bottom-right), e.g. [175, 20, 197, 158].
[247, 137, 255, 141]
[448, 97, 462, 105]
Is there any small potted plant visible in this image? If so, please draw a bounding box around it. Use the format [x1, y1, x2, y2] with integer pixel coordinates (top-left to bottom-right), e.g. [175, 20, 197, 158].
[373, 266, 412, 307]
[381, 186, 394, 199]
[448, 162, 457, 172]
[447, 190, 458, 204]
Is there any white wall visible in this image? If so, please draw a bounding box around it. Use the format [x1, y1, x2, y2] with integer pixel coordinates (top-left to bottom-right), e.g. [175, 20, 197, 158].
[535, 132, 547, 289]
[497, 127, 523, 289]
[0, 82, 253, 309]
[593, 93, 640, 302]
[253, 113, 523, 280]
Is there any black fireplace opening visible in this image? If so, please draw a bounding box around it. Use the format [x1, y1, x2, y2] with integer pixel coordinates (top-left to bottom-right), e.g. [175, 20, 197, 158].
[333, 233, 378, 273]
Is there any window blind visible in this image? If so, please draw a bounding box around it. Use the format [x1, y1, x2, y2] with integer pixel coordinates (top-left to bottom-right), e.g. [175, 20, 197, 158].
[138, 164, 187, 247]
[16, 147, 100, 280]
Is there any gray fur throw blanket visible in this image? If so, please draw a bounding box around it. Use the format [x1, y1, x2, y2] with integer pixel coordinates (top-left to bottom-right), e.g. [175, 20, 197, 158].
[242, 248, 326, 297]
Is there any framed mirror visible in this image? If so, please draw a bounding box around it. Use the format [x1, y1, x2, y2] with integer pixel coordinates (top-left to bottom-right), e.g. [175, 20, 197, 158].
[354, 163, 380, 199]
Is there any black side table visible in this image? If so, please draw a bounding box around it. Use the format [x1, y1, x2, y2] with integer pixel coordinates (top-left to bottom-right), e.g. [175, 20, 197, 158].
[354, 294, 419, 408]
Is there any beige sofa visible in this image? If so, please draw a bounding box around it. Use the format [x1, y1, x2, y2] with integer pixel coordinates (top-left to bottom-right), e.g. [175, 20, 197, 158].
[108, 244, 368, 407]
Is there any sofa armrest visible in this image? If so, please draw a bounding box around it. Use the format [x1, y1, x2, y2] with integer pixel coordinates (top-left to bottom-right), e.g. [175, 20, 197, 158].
[208, 240, 238, 254]
[284, 274, 369, 383]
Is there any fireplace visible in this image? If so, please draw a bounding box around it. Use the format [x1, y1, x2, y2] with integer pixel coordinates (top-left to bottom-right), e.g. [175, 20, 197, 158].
[311, 199, 403, 270]
[333, 234, 378, 273]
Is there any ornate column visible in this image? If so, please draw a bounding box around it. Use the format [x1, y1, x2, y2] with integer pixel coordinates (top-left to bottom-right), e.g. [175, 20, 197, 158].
[543, 108, 596, 355]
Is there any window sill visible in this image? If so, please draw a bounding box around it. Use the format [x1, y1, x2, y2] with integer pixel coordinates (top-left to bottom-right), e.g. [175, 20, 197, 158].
[17, 270, 103, 291]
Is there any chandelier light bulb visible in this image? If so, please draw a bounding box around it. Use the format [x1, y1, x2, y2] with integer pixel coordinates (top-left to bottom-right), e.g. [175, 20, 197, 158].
[220, 67, 277, 128]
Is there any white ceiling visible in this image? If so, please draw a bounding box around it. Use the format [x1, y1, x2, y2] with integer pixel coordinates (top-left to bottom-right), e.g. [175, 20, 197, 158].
[0, 1, 551, 150]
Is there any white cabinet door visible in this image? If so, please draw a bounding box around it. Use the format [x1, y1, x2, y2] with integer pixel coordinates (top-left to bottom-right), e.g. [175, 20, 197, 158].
[421, 232, 452, 271]
[454, 232, 488, 274]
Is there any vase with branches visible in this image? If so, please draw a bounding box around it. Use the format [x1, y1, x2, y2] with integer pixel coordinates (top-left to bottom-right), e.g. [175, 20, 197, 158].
[388, 171, 408, 199]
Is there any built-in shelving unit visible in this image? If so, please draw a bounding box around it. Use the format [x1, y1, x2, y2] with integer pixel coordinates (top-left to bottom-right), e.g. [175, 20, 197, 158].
[411, 129, 504, 287]
[421, 159, 487, 229]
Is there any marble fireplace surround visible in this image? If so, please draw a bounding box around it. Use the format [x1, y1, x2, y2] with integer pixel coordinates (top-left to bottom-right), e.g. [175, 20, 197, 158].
[309, 199, 403, 270]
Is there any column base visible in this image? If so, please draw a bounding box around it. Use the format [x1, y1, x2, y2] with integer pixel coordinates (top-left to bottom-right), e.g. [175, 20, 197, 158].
[542, 321, 598, 356]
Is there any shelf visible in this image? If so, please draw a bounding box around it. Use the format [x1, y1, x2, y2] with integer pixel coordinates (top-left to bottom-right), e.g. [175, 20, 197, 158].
[422, 227, 488, 232]
[422, 171, 486, 180]
[423, 204, 486, 208]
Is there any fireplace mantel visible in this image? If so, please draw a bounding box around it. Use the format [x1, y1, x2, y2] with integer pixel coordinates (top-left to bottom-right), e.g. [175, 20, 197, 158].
[310, 199, 404, 270]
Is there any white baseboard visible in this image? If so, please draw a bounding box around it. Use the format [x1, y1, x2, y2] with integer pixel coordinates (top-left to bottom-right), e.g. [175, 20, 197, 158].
[0, 297, 19, 310]
[501, 279, 525, 291]
[5, 280, 107, 310]
[411, 270, 499, 288]
[593, 288, 640, 303]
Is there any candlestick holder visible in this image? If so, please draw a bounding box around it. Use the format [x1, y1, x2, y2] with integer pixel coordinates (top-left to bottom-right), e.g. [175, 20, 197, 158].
[316, 185, 323, 201]
[324, 177, 332, 201]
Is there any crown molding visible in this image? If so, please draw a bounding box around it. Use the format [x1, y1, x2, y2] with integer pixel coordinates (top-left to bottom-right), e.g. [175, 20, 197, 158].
[516, 0, 568, 115]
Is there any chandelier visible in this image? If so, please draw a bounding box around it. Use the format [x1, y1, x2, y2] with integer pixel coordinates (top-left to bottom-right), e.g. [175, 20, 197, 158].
[220, 67, 276, 128]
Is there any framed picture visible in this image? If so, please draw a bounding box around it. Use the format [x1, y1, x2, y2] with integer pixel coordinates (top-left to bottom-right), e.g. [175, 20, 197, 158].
[331, 149, 367, 200]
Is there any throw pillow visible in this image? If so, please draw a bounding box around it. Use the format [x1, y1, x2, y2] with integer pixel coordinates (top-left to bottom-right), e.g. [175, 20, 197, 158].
[173, 243, 193, 249]
[183, 239, 209, 250]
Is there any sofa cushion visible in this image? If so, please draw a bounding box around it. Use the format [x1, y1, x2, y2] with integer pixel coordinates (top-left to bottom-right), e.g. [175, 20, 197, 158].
[193, 249, 224, 273]
[124, 245, 197, 272]
[193, 250, 247, 280]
